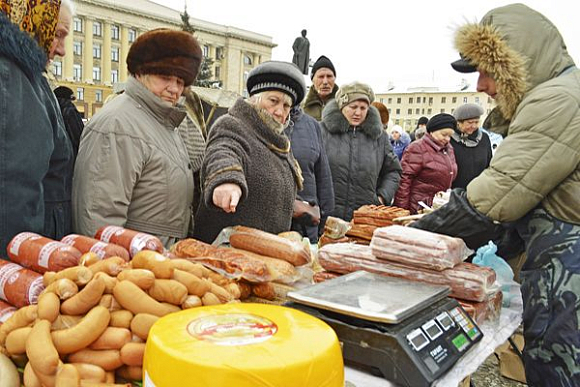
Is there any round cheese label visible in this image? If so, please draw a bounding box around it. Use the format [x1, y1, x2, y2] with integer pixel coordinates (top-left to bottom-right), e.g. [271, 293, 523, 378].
[187, 313, 278, 346]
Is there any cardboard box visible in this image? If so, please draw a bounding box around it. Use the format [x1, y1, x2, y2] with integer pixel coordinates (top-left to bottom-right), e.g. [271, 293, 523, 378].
[494, 333, 527, 384]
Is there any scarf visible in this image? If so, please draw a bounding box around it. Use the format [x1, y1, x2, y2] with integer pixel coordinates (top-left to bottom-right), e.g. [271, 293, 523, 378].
[452, 128, 483, 148]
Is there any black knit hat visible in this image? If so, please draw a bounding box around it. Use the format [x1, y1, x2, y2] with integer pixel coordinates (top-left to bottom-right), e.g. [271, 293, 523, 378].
[417, 116, 429, 126]
[427, 113, 457, 133]
[310, 55, 336, 79]
[247, 61, 306, 106]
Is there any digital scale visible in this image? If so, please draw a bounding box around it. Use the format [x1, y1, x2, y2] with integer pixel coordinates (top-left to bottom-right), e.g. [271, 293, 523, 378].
[287, 271, 483, 387]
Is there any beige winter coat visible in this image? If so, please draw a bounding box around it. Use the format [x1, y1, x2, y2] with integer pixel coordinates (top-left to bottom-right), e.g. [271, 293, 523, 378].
[457, 4, 580, 224]
[73, 77, 194, 246]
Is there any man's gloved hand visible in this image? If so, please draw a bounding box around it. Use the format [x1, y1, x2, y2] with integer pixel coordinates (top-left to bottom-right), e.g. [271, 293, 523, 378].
[410, 188, 503, 250]
[293, 200, 321, 226]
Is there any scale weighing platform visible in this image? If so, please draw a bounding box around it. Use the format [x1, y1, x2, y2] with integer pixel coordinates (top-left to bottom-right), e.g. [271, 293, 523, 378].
[287, 271, 483, 387]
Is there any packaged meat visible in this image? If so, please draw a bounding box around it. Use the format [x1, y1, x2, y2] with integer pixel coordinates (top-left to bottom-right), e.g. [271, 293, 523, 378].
[353, 205, 410, 227]
[371, 225, 472, 271]
[323, 217, 351, 239]
[171, 239, 301, 284]
[318, 243, 495, 302]
[313, 271, 341, 283]
[7, 232, 82, 273]
[345, 223, 377, 241]
[319, 235, 351, 247]
[0, 261, 44, 308]
[229, 226, 311, 266]
[457, 290, 503, 325]
[94, 226, 164, 257]
[0, 300, 16, 324]
[61, 234, 130, 261]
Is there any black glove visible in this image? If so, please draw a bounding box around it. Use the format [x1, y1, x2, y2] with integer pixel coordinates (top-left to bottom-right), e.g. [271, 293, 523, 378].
[293, 200, 321, 226]
[410, 188, 503, 250]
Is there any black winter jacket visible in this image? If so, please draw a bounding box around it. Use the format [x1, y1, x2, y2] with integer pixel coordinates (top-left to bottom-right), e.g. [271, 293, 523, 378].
[286, 107, 334, 242]
[450, 129, 492, 189]
[320, 101, 401, 221]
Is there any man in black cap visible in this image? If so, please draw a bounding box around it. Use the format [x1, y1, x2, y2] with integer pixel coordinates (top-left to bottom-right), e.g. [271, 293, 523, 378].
[412, 4, 580, 385]
[302, 55, 338, 121]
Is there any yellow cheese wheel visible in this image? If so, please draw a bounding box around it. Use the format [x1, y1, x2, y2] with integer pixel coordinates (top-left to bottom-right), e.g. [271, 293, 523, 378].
[143, 303, 343, 387]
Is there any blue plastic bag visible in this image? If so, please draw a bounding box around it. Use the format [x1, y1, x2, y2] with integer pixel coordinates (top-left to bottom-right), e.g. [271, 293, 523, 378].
[473, 241, 518, 307]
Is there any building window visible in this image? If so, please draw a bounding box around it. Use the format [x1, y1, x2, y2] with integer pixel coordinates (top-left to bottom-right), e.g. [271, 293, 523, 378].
[76, 87, 84, 101]
[463, 97, 468, 103]
[422, 108, 425, 114]
[388, 108, 392, 114]
[475, 97, 480, 103]
[73, 64, 82, 81]
[428, 97, 433, 105]
[93, 21, 102, 36]
[95, 90, 103, 103]
[93, 44, 101, 59]
[452, 97, 457, 103]
[73, 17, 82, 32]
[215, 47, 223, 60]
[396, 98, 401, 104]
[111, 47, 119, 62]
[52, 61, 62, 77]
[215, 66, 221, 79]
[441, 97, 446, 103]
[111, 25, 119, 40]
[202, 45, 210, 57]
[93, 66, 101, 81]
[427, 108, 432, 115]
[408, 97, 413, 104]
[451, 108, 455, 114]
[440, 109, 445, 113]
[128, 29, 137, 43]
[111, 70, 119, 83]
[415, 108, 420, 114]
[73, 41, 82, 56]
[243, 54, 252, 66]
[407, 108, 412, 115]
[388, 98, 392, 104]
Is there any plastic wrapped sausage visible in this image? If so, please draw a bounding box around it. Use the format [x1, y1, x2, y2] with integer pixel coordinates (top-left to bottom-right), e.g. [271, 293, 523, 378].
[61, 234, 130, 261]
[0, 261, 44, 307]
[0, 300, 16, 324]
[94, 226, 164, 258]
[7, 232, 82, 273]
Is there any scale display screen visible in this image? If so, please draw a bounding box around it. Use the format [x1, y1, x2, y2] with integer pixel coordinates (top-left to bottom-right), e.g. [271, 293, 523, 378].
[407, 329, 429, 351]
[436, 312, 454, 331]
[423, 320, 443, 340]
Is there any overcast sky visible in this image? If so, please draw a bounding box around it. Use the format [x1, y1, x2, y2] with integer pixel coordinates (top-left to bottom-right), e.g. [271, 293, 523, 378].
[151, 0, 579, 93]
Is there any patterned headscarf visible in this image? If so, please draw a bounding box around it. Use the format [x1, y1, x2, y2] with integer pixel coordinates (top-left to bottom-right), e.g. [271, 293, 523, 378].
[0, 0, 61, 55]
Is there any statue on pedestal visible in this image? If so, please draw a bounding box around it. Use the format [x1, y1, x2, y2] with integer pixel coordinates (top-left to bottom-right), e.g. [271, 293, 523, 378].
[292, 29, 310, 75]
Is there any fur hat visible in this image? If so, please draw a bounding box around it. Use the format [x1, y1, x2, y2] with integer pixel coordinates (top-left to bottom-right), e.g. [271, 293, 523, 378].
[454, 103, 484, 121]
[246, 61, 306, 106]
[427, 113, 457, 133]
[336, 82, 375, 110]
[310, 55, 336, 79]
[371, 102, 390, 125]
[127, 29, 202, 86]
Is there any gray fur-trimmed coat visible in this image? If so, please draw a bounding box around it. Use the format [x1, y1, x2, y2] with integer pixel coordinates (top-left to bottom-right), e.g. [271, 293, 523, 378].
[320, 100, 401, 221]
[193, 98, 302, 243]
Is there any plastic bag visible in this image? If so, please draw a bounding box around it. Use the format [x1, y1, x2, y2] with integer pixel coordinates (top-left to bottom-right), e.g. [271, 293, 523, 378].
[472, 241, 519, 307]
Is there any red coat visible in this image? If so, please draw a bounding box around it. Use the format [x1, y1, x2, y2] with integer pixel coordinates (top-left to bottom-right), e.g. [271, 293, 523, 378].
[394, 134, 457, 214]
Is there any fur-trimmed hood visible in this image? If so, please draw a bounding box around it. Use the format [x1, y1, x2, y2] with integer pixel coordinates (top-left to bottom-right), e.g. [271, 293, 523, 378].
[0, 14, 47, 80]
[454, 3, 575, 121]
[321, 99, 383, 140]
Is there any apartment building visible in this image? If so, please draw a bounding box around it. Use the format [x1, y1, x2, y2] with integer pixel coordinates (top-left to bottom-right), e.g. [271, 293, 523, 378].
[376, 86, 494, 132]
[52, 0, 276, 117]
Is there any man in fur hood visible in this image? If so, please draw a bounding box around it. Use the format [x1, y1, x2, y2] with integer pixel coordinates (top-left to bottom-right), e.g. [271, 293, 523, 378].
[413, 4, 580, 385]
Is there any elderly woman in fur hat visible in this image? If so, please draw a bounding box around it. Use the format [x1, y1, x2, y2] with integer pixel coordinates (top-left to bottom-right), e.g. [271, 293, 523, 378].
[73, 28, 202, 247]
[320, 82, 401, 221]
[193, 61, 306, 243]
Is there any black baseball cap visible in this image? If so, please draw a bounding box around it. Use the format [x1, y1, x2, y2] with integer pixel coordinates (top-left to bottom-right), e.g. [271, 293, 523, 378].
[451, 54, 478, 73]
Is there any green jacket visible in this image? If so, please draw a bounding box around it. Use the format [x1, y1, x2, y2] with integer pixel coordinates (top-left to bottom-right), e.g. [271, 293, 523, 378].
[457, 4, 580, 224]
[302, 84, 338, 121]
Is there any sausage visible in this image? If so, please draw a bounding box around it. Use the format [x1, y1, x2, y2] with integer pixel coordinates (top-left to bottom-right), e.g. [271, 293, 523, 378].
[201, 292, 221, 306]
[7, 232, 82, 273]
[116, 269, 155, 290]
[119, 342, 145, 367]
[5, 326, 32, 355]
[0, 300, 16, 324]
[51, 306, 110, 355]
[89, 327, 131, 350]
[172, 269, 210, 297]
[37, 292, 60, 322]
[181, 295, 202, 309]
[93, 273, 118, 294]
[88, 257, 127, 277]
[23, 361, 43, 387]
[41, 278, 78, 300]
[70, 363, 106, 382]
[129, 313, 158, 341]
[0, 305, 37, 347]
[61, 234, 130, 261]
[147, 279, 187, 305]
[113, 281, 177, 317]
[51, 314, 82, 331]
[116, 365, 142, 381]
[26, 319, 60, 376]
[109, 310, 133, 329]
[0, 261, 44, 307]
[67, 348, 123, 371]
[131, 251, 173, 279]
[60, 276, 106, 315]
[94, 226, 164, 257]
[55, 363, 80, 387]
[43, 266, 93, 287]
[229, 226, 311, 266]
